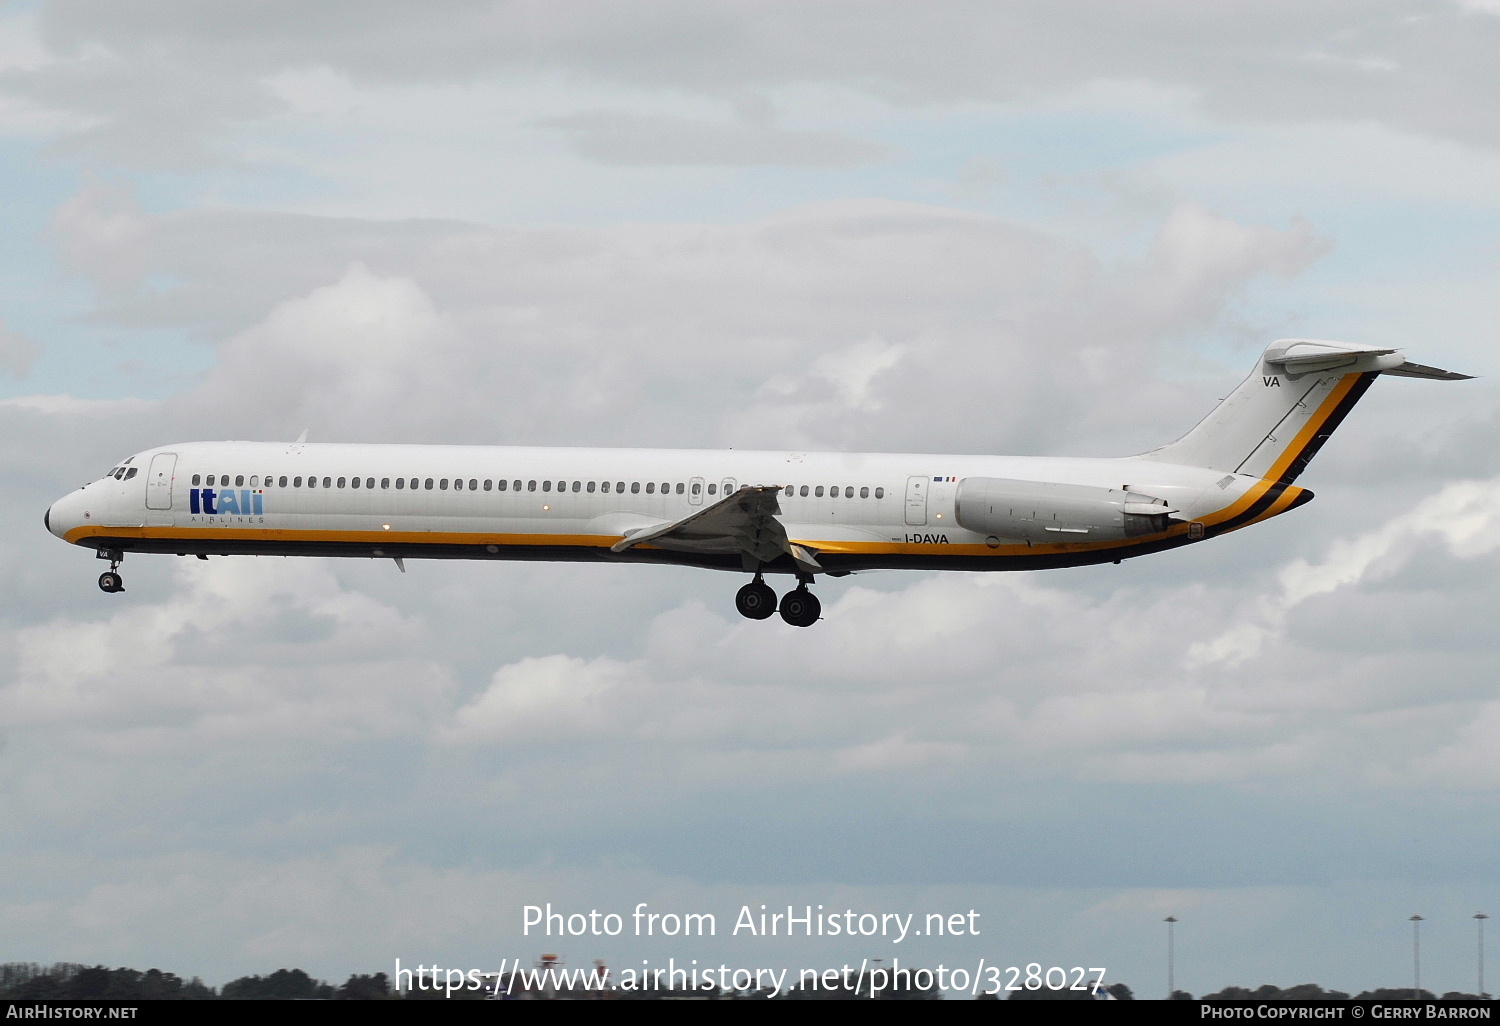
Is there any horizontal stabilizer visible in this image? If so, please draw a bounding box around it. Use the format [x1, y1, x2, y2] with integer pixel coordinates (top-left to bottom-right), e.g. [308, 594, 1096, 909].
[1381, 360, 1474, 381]
[1138, 338, 1473, 478]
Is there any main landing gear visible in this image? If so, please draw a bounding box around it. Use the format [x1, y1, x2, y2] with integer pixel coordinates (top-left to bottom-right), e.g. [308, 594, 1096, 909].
[97, 549, 124, 593]
[734, 573, 821, 627]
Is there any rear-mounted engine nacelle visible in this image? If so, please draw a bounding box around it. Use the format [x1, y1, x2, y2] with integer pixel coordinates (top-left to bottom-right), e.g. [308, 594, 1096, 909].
[954, 477, 1174, 543]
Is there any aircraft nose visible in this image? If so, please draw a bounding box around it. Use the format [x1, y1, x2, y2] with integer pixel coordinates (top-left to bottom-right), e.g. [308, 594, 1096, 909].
[46, 490, 84, 541]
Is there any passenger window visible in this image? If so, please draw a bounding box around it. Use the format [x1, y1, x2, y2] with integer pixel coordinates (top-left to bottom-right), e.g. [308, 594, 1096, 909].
[661, 482, 669, 494]
[280, 476, 288, 487]
[468, 479, 477, 490]
[308, 477, 317, 488]
[860, 486, 869, 498]
[815, 486, 824, 497]
[440, 479, 448, 490]
[542, 480, 551, 492]
[692, 482, 701, 495]
[557, 481, 565, 492]
[351, 477, 360, 489]
[248, 476, 258, 487]
[483, 480, 492, 491]
[845, 486, 853, 498]
[497, 479, 507, 491]
[395, 478, 405, 489]
[875, 487, 884, 499]
[646, 482, 655, 494]
[587, 481, 595, 493]
[601, 481, 611, 493]
[236, 475, 245, 486]
[528, 481, 536, 492]
[514, 480, 522, 491]
[800, 485, 809, 497]
[425, 478, 434, 490]
[319, 477, 329, 488]
[572, 481, 580, 492]
[675, 483, 684, 494]
[205, 475, 215, 486]
[454, 479, 463, 490]
[381, 478, 389, 489]
[192, 474, 201, 486]
[631, 482, 640, 494]
[366, 478, 375, 489]
[784, 485, 793, 496]
[294, 477, 303, 487]
[338, 477, 347, 488]
[708, 483, 716, 495]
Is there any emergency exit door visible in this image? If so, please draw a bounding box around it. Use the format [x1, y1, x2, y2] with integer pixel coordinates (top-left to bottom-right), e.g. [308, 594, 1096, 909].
[905, 476, 928, 526]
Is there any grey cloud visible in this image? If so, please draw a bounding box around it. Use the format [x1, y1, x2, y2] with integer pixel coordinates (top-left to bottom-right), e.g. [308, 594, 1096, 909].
[47, 187, 1336, 460]
[7, 0, 1496, 168]
[0, 316, 38, 376]
[538, 109, 894, 167]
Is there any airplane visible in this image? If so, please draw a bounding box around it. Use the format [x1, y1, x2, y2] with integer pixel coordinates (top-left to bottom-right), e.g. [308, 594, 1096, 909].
[45, 338, 1470, 627]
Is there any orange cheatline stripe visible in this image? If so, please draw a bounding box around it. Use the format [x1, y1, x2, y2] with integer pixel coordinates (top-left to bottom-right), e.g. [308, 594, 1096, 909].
[1265, 373, 1362, 483]
[1226, 483, 1307, 532]
[1194, 373, 1361, 528]
[66, 522, 1196, 558]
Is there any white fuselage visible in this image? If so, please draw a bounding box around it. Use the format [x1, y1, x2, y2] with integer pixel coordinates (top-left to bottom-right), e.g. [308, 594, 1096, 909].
[46, 440, 1293, 575]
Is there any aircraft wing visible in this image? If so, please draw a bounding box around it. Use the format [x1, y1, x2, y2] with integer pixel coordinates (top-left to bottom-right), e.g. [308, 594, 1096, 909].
[610, 485, 822, 572]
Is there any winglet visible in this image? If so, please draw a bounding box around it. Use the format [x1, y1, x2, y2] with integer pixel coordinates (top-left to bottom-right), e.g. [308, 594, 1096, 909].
[294, 428, 309, 443]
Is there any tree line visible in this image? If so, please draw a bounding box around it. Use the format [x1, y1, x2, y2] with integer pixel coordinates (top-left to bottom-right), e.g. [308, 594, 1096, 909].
[0, 963, 388, 1000]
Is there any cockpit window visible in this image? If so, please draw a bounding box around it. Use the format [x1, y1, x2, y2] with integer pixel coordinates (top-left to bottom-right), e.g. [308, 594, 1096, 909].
[124, 468, 138, 480]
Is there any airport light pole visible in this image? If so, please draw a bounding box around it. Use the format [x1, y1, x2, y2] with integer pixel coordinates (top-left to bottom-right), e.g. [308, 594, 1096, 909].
[1477, 913, 1489, 998]
[1410, 915, 1424, 999]
[1165, 916, 1178, 999]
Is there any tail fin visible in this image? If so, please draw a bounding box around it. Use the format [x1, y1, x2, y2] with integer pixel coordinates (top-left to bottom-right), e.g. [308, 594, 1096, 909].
[1137, 339, 1472, 482]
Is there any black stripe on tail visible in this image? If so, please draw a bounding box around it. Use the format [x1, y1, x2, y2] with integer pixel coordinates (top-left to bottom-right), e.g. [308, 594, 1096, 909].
[1277, 371, 1379, 485]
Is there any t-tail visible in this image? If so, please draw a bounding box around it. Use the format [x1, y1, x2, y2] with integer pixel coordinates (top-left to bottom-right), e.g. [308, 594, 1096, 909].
[1136, 339, 1472, 483]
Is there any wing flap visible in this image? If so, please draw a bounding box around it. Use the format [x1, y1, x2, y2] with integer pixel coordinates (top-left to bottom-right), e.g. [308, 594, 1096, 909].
[610, 485, 821, 571]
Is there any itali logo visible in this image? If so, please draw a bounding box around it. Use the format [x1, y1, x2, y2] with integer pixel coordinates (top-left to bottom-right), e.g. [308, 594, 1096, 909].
[189, 488, 264, 515]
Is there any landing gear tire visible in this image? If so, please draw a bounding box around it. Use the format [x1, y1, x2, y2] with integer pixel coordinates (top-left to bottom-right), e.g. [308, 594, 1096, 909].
[98, 571, 124, 593]
[779, 587, 820, 628]
[735, 580, 777, 620]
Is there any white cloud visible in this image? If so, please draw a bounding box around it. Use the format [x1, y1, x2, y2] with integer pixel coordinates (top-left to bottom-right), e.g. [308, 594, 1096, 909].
[1187, 477, 1500, 668]
[6, 0, 1495, 167]
[538, 110, 894, 167]
[7, 556, 437, 741]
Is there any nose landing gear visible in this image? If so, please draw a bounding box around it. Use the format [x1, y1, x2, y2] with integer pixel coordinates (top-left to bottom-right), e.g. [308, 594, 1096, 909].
[96, 549, 124, 593]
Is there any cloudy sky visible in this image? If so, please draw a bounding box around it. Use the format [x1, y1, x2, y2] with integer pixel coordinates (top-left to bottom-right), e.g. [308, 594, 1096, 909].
[1, 0, 1497, 998]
